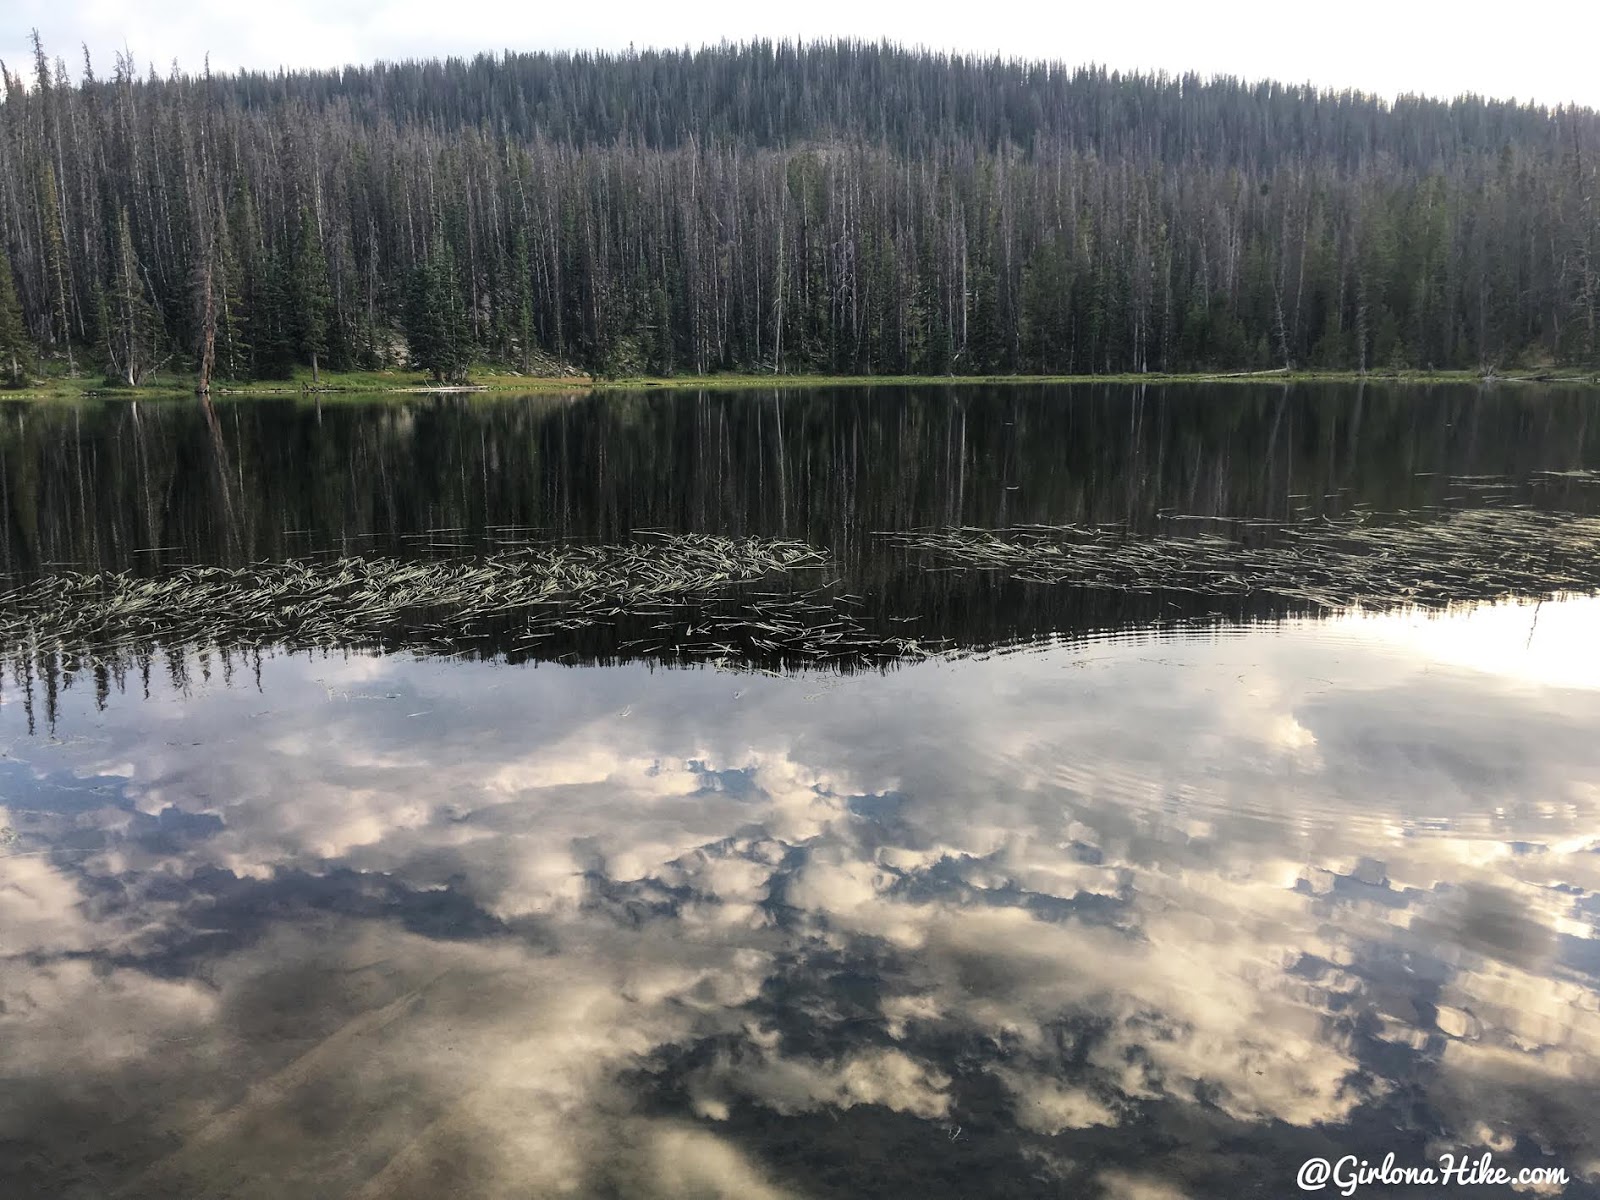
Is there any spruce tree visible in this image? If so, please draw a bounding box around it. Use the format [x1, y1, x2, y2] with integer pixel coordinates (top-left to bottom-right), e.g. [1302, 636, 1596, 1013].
[407, 236, 470, 383]
[1, 39, 1597, 381]
[212, 207, 249, 380]
[247, 251, 296, 380]
[104, 208, 163, 387]
[0, 248, 35, 387]
[37, 161, 74, 374]
[292, 207, 332, 383]
[511, 227, 536, 372]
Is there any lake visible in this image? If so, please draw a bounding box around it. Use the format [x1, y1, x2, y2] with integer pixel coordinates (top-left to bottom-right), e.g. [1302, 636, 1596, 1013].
[2, 383, 1599, 1199]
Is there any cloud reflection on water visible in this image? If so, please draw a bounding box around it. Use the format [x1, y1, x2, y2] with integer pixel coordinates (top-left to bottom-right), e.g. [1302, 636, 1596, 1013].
[2, 598, 1598, 1196]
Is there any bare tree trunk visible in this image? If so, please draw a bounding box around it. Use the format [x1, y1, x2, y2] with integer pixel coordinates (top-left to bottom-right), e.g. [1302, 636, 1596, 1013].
[196, 260, 215, 394]
[773, 171, 786, 374]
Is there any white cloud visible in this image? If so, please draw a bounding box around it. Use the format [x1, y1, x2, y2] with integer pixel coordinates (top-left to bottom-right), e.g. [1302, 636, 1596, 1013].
[6, 601, 1600, 1191]
[990, 1067, 1121, 1134]
[692, 1044, 951, 1121]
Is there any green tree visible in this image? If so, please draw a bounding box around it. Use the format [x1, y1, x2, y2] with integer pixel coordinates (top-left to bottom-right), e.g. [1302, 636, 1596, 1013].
[211, 207, 249, 381]
[407, 235, 470, 383]
[247, 250, 296, 380]
[104, 208, 163, 387]
[0, 248, 35, 387]
[511, 227, 538, 372]
[291, 207, 332, 382]
[36, 161, 75, 374]
[1020, 234, 1072, 372]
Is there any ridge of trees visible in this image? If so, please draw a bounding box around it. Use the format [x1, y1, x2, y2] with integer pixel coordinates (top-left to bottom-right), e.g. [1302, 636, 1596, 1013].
[0, 35, 1596, 387]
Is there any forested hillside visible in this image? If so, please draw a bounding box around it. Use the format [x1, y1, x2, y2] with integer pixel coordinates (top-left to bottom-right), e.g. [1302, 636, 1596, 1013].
[0, 37, 1597, 385]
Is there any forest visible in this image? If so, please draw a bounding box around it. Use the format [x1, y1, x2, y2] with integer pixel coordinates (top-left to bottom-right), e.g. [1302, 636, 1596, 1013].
[0, 36, 1597, 386]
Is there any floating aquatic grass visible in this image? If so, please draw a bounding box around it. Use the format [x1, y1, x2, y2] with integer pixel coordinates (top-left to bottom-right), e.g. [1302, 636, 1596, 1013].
[0, 534, 923, 667]
[879, 508, 1600, 609]
[7, 510, 1596, 675]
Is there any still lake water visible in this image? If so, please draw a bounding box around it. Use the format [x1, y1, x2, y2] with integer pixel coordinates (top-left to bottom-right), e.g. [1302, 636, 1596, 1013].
[2, 384, 1599, 1198]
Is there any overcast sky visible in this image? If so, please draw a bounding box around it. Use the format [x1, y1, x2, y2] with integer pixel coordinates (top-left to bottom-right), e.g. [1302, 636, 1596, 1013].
[3, 0, 1596, 108]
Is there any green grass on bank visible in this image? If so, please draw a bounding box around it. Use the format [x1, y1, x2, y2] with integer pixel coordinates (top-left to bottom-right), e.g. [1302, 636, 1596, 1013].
[5, 364, 1600, 402]
[586, 368, 1600, 390]
[0, 366, 592, 401]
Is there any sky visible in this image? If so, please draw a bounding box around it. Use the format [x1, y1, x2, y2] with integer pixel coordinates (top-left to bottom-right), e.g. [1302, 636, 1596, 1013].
[2, 0, 1597, 109]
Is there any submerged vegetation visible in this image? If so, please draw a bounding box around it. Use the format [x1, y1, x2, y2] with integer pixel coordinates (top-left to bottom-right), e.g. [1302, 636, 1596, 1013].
[0, 534, 923, 667]
[6, 507, 1600, 682]
[2, 383, 1597, 716]
[881, 507, 1600, 609]
[0, 41, 1596, 391]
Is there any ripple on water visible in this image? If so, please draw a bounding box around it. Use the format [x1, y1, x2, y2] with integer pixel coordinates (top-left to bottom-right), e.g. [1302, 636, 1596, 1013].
[942, 595, 1600, 848]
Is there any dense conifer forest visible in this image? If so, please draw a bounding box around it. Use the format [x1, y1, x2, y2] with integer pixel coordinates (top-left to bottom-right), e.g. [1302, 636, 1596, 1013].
[0, 37, 1596, 385]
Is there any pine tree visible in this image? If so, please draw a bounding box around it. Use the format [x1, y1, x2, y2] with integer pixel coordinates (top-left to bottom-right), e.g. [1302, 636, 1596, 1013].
[407, 235, 470, 383]
[0, 248, 35, 387]
[1019, 234, 1071, 372]
[247, 251, 295, 380]
[1, 38, 1598, 383]
[648, 284, 674, 375]
[211, 204, 249, 380]
[292, 207, 332, 383]
[37, 161, 74, 373]
[104, 207, 163, 387]
[511, 227, 537, 372]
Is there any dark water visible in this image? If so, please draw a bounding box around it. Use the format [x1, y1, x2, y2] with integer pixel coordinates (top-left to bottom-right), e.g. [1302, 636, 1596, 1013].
[2, 384, 1599, 1199]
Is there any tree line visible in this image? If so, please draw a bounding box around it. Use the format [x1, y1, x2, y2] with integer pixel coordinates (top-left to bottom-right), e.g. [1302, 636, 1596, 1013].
[0, 36, 1596, 386]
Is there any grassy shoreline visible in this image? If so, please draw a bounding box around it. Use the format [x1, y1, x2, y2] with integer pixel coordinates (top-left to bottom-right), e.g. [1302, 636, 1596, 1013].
[5, 365, 1599, 401]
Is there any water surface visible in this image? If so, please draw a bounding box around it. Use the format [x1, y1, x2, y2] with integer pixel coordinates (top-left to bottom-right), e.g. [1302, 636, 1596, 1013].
[2, 384, 1598, 1198]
